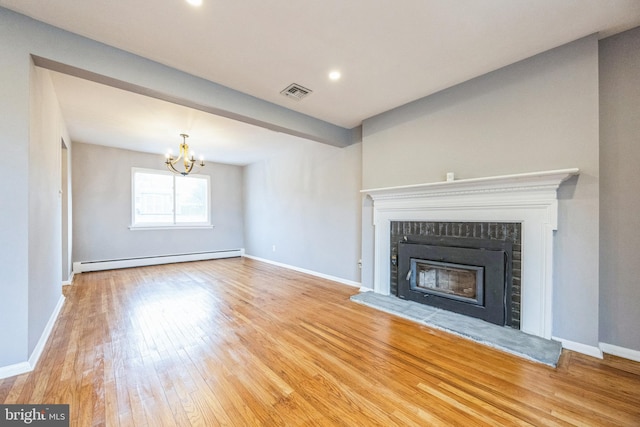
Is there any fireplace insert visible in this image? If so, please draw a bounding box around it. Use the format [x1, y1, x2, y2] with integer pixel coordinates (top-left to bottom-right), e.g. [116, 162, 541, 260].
[397, 236, 512, 326]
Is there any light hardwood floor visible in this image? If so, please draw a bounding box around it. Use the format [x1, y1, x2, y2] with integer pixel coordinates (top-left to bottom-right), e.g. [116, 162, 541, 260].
[1, 258, 639, 426]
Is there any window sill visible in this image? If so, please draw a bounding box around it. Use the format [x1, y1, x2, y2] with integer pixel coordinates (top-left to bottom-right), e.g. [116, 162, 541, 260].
[129, 225, 214, 231]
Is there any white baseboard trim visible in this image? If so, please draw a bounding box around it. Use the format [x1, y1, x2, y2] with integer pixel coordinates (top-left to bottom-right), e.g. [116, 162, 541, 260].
[552, 336, 603, 359]
[0, 295, 66, 380]
[244, 255, 361, 288]
[29, 295, 65, 368]
[599, 342, 640, 363]
[0, 362, 32, 380]
[62, 271, 74, 286]
[73, 249, 245, 273]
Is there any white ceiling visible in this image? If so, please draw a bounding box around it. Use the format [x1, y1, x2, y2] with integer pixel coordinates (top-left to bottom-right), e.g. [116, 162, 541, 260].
[2, 0, 640, 164]
[47, 71, 305, 165]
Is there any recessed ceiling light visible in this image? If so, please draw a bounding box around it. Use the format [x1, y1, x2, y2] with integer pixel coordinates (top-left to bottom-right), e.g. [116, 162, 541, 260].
[329, 71, 341, 81]
[186, 0, 202, 6]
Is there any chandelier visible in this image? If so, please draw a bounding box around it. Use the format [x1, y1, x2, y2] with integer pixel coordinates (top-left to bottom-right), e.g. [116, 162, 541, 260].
[165, 133, 205, 176]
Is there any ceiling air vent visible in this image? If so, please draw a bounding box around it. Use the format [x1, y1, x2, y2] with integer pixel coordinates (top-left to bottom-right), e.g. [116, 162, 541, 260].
[280, 83, 312, 101]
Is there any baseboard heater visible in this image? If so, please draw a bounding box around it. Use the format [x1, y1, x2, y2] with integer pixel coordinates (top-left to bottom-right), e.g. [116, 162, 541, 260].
[73, 249, 244, 273]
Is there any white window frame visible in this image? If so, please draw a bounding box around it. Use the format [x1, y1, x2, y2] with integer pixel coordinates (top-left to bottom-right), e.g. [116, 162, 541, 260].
[130, 167, 212, 230]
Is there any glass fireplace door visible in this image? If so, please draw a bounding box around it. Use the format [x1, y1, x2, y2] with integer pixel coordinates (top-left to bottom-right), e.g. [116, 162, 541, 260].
[410, 259, 484, 306]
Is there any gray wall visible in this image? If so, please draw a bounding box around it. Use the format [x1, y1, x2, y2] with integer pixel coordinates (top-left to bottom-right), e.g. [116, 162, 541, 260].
[599, 27, 640, 352]
[72, 143, 244, 263]
[361, 36, 600, 347]
[244, 141, 362, 283]
[0, 9, 31, 367]
[27, 66, 70, 354]
[0, 55, 69, 366]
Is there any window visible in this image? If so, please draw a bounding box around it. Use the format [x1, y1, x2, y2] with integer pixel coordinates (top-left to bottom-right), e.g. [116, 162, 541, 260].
[131, 168, 211, 228]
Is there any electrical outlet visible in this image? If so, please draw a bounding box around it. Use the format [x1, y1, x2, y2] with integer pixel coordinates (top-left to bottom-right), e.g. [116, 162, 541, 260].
[272, 245, 276, 252]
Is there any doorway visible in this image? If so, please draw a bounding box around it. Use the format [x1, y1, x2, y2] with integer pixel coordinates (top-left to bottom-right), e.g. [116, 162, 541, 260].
[61, 138, 71, 284]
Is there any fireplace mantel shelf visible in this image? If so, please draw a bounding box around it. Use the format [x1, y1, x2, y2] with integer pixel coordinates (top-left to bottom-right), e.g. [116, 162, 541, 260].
[361, 168, 579, 200]
[362, 168, 580, 340]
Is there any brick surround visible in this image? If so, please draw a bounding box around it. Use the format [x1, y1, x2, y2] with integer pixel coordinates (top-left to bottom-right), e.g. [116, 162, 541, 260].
[390, 221, 522, 329]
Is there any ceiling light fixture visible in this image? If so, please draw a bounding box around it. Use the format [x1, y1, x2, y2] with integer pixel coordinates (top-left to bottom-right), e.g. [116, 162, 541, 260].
[329, 70, 341, 81]
[165, 134, 205, 176]
[186, 0, 203, 6]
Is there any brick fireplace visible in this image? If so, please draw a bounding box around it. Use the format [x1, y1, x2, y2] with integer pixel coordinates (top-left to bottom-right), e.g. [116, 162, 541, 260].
[362, 169, 578, 339]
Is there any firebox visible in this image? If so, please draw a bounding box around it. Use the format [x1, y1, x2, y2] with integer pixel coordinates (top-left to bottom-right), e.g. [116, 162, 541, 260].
[409, 259, 484, 306]
[397, 236, 512, 326]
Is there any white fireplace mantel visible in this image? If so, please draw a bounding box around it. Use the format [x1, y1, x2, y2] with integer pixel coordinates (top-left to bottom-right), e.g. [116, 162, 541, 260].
[361, 168, 579, 339]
